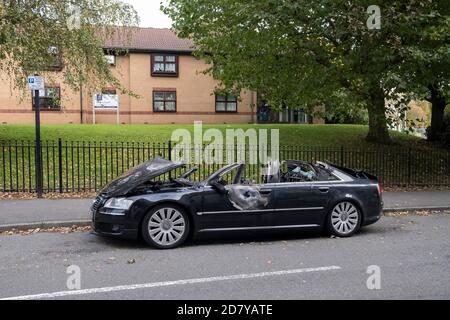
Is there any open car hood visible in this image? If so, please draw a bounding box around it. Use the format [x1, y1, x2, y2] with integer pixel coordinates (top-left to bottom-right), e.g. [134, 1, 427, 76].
[100, 157, 185, 197]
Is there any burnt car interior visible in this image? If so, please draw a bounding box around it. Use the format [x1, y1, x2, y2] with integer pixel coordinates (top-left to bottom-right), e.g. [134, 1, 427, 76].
[262, 160, 340, 183]
[209, 164, 270, 211]
[209, 164, 246, 194]
[128, 160, 338, 204]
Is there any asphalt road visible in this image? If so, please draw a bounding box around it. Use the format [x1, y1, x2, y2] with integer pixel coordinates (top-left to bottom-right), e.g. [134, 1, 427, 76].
[0, 214, 449, 300]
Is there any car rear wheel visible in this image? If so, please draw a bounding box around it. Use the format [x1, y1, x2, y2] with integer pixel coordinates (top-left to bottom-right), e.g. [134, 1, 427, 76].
[141, 205, 190, 249]
[327, 201, 361, 237]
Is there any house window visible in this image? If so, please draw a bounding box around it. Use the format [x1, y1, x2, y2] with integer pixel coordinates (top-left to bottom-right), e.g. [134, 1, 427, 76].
[102, 88, 117, 95]
[105, 55, 116, 66]
[151, 54, 178, 76]
[279, 108, 289, 123]
[215, 94, 237, 112]
[294, 109, 309, 124]
[153, 91, 176, 112]
[47, 46, 63, 70]
[32, 87, 61, 111]
[278, 108, 310, 124]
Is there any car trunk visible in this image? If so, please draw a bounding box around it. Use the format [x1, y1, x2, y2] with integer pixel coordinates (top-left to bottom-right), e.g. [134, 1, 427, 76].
[329, 163, 378, 182]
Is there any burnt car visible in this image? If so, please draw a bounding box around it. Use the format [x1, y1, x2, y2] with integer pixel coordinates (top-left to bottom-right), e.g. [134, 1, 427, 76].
[91, 157, 383, 249]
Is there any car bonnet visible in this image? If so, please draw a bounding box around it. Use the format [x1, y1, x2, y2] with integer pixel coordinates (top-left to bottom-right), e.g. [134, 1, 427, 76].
[99, 157, 185, 197]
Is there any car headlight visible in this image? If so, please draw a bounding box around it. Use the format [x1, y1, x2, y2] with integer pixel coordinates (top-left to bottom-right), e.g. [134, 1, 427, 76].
[104, 198, 134, 210]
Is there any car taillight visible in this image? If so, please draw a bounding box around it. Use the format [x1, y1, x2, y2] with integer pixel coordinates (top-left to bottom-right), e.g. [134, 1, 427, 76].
[377, 183, 382, 195]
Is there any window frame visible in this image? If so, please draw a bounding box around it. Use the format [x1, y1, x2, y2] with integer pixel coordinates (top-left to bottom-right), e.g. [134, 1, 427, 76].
[101, 88, 117, 95]
[46, 46, 63, 71]
[32, 86, 61, 111]
[152, 90, 177, 113]
[215, 94, 238, 113]
[151, 54, 179, 77]
[105, 55, 116, 66]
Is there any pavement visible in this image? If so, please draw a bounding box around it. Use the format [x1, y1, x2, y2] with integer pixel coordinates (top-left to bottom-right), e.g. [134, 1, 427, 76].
[0, 214, 449, 300]
[0, 199, 93, 230]
[1, 191, 450, 230]
[382, 191, 450, 211]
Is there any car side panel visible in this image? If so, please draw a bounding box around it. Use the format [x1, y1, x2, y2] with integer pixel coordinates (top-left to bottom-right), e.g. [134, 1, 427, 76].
[322, 182, 382, 226]
[127, 188, 204, 230]
[267, 183, 324, 226]
[196, 185, 275, 231]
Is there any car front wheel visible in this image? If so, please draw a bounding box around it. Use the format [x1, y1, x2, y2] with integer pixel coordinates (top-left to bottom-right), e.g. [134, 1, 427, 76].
[327, 201, 361, 237]
[141, 205, 190, 249]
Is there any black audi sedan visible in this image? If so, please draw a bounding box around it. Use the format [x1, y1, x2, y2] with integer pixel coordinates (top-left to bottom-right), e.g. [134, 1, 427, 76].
[91, 157, 383, 249]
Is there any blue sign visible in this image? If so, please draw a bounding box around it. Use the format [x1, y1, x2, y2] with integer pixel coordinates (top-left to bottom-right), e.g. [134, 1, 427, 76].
[27, 76, 45, 90]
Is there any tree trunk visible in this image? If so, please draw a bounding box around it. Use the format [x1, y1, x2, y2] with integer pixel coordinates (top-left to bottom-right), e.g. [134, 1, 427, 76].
[366, 85, 391, 143]
[427, 85, 447, 141]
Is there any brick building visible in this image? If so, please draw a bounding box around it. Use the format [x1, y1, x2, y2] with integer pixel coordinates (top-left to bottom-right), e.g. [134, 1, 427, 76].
[0, 27, 322, 125]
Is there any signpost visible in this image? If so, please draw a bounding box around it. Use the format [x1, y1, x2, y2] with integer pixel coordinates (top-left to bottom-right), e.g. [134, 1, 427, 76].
[93, 93, 120, 124]
[28, 75, 45, 198]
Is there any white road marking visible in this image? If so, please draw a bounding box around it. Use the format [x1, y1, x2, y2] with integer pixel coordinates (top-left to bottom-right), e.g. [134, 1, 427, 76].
[1, 265, 341, 300]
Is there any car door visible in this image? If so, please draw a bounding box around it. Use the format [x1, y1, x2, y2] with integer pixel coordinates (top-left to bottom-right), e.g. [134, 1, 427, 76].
[269, 182, 325, 226]
[310, 182, 335, 220]
[197, 164, 275, 231]
[307, 167, 342, 222]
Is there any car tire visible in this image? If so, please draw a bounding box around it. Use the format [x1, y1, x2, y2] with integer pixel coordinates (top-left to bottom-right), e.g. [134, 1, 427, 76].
[326, 201, 361, 238]
[141, 204, 190, 249]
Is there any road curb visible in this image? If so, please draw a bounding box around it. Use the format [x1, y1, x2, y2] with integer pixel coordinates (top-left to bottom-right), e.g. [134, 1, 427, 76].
[383, 206, 450, 213]
[0, 220, 91, 232]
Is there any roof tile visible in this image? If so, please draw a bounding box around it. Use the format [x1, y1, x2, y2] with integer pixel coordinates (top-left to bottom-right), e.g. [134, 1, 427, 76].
[104, 27, 195, 52]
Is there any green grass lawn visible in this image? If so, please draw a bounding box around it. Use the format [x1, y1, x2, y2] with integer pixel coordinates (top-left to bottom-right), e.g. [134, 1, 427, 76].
[0, 123, 432, 149]
[1, 124, 448, 192]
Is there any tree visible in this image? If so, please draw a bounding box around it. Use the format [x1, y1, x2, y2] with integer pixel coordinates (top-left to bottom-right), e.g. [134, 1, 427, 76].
[164, 0, 355, 132]
[427, 84, 449, 141]
[408, 1, 450, 141]
[164, 0, 448, 143]
[393, 0, 450, 141]
[0, 0, 139, 94]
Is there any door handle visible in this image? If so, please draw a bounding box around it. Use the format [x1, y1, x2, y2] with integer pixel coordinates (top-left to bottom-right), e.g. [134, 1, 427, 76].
[260, 189, 272, 195]
[318, 187, 330, 193]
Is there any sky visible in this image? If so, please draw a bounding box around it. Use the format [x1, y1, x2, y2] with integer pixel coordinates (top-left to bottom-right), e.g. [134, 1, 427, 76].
[123, 0, 173, 28]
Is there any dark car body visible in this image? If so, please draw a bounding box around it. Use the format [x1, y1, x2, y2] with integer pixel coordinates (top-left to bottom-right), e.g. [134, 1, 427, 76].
[91, 158, 383, 245]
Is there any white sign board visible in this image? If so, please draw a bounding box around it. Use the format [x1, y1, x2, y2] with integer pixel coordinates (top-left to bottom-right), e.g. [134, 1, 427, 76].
[93, 94, 119, 109]
[92, 93, 120, 125]
[27, 76, 45, 91]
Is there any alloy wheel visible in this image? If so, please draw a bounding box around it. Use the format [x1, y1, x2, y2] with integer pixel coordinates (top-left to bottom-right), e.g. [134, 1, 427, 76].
[330, 202, 359, 235]
[148, 207, 186, 246]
